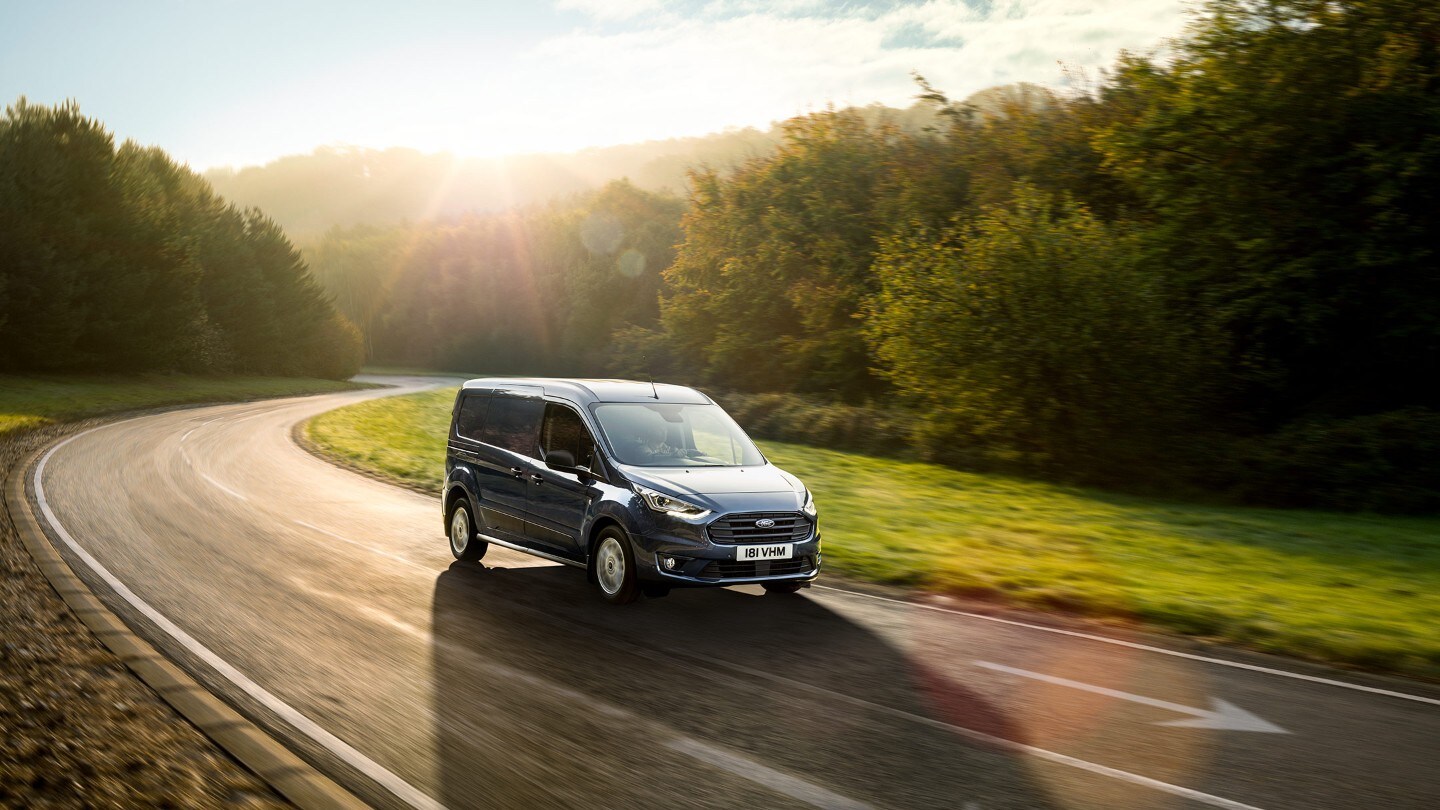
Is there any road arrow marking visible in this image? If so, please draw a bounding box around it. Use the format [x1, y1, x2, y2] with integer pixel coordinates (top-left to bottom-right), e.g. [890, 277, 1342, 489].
[975, 660, 1289, 734]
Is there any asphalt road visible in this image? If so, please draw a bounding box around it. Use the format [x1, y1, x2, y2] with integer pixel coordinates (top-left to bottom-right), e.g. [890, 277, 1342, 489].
[28, 377, 1440, 809]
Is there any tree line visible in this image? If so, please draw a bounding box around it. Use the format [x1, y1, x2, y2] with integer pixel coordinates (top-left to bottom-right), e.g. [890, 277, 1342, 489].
[643, 0, 1440, 510]
[0, 99, 361, 379]
[238, 0, 1440, 510]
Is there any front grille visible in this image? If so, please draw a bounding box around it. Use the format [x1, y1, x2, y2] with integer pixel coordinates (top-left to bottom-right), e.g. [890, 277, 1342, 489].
[707, 512, 812, 544]
[698, 556, 814, 580]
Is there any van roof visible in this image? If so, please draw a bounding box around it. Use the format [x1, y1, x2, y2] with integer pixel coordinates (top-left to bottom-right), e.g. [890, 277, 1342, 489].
[460, 377, 713, 406]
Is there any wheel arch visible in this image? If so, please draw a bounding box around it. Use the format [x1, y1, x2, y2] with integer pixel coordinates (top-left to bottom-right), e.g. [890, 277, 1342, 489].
[586, 515, 624, 561]
[443, 483, 474, 531]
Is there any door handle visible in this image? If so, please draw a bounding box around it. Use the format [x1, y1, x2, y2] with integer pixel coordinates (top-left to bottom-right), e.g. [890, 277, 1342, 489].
[529, 473, 545, 485]
[509, 467, 525, 479]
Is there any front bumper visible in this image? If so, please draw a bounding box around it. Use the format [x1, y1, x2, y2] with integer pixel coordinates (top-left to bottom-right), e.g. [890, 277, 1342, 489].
[650, 552, 822, 585]
[629, 508, 822, 587]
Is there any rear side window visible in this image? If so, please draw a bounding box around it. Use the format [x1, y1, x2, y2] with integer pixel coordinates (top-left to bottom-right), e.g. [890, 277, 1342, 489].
[540, 403, 597, 470]
[454, 394, 490, 440]
[480, 396, 545, 457]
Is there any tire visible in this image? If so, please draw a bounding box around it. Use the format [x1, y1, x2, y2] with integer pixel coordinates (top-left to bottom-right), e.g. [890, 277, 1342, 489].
[591, 527, 639, 605]
[448, 500, 488, 562]
[762, 581, 804, 595]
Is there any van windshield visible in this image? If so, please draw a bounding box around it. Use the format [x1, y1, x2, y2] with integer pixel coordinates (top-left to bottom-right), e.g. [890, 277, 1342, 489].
[592, 403, 766, 468]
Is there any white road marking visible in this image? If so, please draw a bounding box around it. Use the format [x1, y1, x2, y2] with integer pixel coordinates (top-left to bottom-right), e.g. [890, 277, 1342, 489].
[975, 661, 1288, 733]
[667, 738, 874, 810]
[199, 471, 247, 501]
[292, 519, 429, 571]
[589, 620, 1273, 810]
[35, 430, 444, 810]
[815, 585, 1440, 707]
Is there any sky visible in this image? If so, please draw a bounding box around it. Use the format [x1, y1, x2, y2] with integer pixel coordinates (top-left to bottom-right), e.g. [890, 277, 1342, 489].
[0, 0, 1189, 170]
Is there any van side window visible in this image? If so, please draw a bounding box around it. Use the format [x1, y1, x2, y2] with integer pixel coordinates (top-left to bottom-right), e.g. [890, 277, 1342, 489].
[455, 394, 491, 440]
[480, 397, 545, 457]
[540, 403, 597, 471]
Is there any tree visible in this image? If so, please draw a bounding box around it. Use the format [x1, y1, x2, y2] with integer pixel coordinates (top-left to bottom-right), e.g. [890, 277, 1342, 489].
[0, 98, 118, 369]
[1096, 0, 1440, 425]
[660, 108, 918, 398]
[0, 98, 360, 378]
[867, 186, 1209, 480]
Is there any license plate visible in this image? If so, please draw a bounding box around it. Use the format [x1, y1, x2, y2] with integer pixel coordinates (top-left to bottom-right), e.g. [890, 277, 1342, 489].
[736, 543, 793, 561]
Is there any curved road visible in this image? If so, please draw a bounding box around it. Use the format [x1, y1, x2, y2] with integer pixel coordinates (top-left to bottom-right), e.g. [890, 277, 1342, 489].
[27, 378, 1440, 809]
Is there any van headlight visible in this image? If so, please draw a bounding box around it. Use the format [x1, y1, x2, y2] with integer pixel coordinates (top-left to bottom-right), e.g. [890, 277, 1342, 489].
[801, 488, 817, 517]
[635, 485, 711, 520]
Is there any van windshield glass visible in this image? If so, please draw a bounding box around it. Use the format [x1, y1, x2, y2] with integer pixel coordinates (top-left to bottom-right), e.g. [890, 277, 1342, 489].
[593, 403, 765, 467]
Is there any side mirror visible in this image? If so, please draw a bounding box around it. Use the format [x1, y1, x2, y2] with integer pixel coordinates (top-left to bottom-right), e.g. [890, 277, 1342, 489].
[545, 449, 576, 469]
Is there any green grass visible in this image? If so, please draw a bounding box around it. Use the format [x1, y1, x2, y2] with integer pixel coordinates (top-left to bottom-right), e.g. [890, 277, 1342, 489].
[307, 387, 458, 488]
[0, 374, 367, 438]
[307, 387, 1440, 679]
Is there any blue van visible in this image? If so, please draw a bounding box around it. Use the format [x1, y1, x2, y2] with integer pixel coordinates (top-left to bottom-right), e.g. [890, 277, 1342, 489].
[442, 378, 821, 604]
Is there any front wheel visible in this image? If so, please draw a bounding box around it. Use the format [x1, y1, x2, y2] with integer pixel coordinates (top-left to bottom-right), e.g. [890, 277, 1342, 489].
[448, 501, 488, 562]
[591, 528, 639, 605]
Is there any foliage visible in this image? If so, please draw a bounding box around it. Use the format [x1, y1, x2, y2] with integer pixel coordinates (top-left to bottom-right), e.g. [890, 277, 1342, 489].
[1095, 0, 1440, 426]
[0, 99, 362, 379]
[1229, 409, 1440, 513]
[308, 387, 1440, 678]
[657, 108, 936, 398]
[866, 186, 1210, 482]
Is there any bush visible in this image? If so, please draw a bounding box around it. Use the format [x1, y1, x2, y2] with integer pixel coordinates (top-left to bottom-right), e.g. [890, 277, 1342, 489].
[865, 186, 1214, 483]
[1231, 410, 1440, 513]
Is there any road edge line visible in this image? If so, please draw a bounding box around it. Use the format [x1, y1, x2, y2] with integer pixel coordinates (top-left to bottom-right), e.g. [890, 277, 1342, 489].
[6, 435, 368, 810]
[815, 584, 1440, 706]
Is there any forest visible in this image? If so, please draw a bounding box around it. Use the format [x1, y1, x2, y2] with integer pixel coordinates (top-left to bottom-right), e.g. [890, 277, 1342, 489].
[0, 100, 362, 379]
[308, 0, 1439, 511]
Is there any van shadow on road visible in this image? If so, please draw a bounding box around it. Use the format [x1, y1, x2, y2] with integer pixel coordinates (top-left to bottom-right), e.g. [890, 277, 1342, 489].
[430, 561, 1058, 809]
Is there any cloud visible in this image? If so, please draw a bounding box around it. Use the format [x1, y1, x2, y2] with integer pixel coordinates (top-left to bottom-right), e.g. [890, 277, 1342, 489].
[531, 0, 1185, 145]
[162, 0, 1190, 168]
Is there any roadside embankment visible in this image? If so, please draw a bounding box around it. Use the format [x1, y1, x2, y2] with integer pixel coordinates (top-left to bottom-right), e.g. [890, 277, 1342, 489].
[0, 374, 363, 808]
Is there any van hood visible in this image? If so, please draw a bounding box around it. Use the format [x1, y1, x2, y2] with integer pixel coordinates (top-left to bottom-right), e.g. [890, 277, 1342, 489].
[620, 464, 802, 498]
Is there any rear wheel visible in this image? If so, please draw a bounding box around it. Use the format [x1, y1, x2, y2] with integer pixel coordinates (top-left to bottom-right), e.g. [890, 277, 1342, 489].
[591, 528, 639, 605]
[448, 501, 488, 562]
[762, 581, 804, 595]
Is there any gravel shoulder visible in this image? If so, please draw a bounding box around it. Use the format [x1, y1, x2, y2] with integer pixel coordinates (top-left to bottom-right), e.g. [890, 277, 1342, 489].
[1, 421, 290, 809]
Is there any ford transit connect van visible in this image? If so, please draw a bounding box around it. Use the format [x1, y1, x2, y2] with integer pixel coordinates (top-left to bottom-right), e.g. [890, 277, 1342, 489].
[442, 378, 821, 604]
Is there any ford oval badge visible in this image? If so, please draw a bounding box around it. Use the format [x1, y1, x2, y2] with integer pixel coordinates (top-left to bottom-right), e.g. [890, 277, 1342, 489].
[755, 518, 776, 529]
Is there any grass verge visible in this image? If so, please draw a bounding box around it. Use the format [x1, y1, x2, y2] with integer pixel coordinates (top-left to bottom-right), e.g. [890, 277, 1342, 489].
[0, 373, 367, 439]
[306, 386, 1440, 679]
